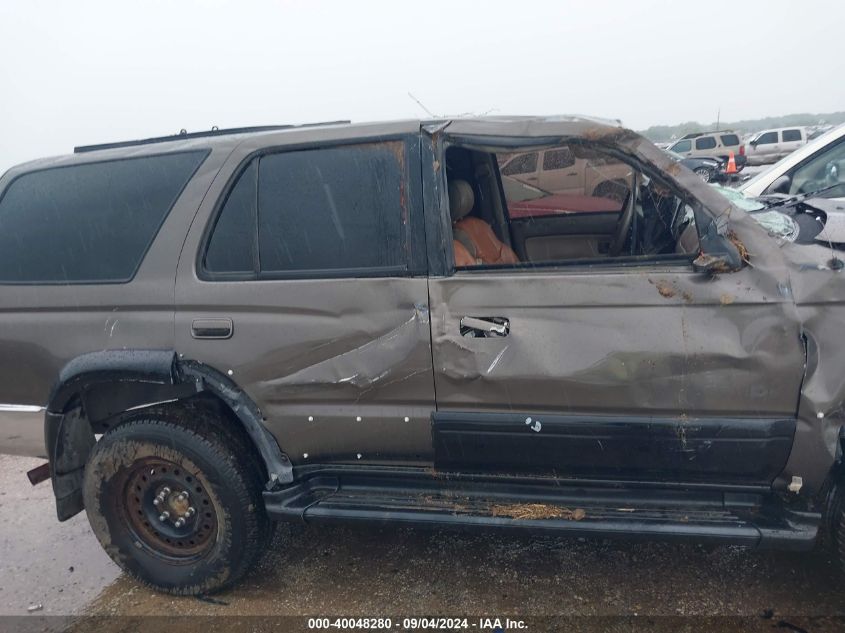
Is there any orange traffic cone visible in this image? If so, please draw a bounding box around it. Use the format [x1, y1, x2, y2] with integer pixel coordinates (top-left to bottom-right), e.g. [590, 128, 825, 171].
[725, 151, 737, 175]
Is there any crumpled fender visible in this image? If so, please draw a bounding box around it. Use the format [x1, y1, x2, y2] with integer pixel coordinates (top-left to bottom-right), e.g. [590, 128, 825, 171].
[45, 350, 292, 521]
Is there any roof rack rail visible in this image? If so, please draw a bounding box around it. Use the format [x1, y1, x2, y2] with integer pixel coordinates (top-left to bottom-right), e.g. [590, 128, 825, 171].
[73, 121, 352, 154]
[680, 129, 736, 140]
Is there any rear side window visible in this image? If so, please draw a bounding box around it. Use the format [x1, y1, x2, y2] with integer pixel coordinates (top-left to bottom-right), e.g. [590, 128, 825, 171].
[720, 134, 740, 146]
[0, 152, 205, 283]
[205, 161, 258, 274]
[502, 152, 538, 176]
[204, 141, 408, 277]
[782, 129, 802, 142]
[542, 148, 575, 170]
[695, 137, 717, 150]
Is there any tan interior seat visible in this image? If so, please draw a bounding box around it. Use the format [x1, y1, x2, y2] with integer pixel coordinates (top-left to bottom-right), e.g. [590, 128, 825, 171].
[676, 223, 699, 255]
[449, 179, 519, 266]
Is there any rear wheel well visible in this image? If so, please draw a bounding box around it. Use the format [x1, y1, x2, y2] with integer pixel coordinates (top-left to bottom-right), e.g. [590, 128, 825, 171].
[47, 354, 292, 520]
[97, 393, 270, 483]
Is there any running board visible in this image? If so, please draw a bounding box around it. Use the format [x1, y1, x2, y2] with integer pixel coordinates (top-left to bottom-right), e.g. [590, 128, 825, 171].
[262, 471, 818, 551]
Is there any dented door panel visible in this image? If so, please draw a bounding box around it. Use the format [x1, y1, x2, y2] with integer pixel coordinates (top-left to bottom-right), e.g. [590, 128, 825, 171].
[428, 263, 806, 484]
[778, 242, 845, 493]
[176, 278, 436, 465]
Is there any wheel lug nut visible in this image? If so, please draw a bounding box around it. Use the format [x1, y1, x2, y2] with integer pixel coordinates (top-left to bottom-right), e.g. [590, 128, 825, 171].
[158, 511, 170, 522]
[153, 498, 161, 506]
[185, 507, 195, 518]
[174, 518, 185, 528]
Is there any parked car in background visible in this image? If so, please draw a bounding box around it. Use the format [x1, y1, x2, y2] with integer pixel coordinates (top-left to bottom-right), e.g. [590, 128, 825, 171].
[744, 127, 808, 165]
[665, 150, 726, 183]
[740, 123, 845, 197]
[807, 124, 835, 141]
[498, 145, 633, 203]
[666, 130, 747, 173]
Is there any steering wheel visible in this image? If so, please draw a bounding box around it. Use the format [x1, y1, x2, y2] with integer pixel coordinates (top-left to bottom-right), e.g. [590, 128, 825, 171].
[608, 176, 637, 257]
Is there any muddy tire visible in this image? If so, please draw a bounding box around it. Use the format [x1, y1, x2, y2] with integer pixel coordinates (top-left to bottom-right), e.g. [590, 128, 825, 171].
[82, 415, 271, 595]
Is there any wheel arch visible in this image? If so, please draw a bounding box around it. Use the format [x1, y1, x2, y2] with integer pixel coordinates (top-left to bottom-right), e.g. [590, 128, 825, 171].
[46, 349, 292, 521]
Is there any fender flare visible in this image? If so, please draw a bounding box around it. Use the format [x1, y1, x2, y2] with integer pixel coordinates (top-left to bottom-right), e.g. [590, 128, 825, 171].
[46, 350, 292, 520]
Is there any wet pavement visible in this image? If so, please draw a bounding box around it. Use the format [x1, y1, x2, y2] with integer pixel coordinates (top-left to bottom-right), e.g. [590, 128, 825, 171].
[0, 454, 119, 617]
[2, 453, 845, 632]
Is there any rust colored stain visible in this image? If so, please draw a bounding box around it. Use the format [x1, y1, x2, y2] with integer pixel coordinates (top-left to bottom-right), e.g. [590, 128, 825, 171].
[490, 503, 586, 521]
[650, 279, 677, 299]
[727, 230, 750, 264]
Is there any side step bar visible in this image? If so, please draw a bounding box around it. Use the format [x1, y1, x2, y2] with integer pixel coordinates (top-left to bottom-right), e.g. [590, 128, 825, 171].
[263, 470, 818, 551]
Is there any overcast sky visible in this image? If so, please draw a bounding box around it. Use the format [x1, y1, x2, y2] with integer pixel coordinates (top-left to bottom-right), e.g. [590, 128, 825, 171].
[1, 0, 842, 172]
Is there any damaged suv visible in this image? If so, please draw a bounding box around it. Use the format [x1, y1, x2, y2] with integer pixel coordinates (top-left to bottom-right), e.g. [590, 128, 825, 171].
[3, 117, 845, 595]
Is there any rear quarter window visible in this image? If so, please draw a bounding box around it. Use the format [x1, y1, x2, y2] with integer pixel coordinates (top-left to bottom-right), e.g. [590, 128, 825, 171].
[0, 152, 206, 284]
[782, 129, 802, 142]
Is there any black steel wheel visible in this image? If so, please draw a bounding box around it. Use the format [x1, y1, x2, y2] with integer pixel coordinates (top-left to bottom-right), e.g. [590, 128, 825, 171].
[120, 456, 219, 560]
[83, 415, 271, 595]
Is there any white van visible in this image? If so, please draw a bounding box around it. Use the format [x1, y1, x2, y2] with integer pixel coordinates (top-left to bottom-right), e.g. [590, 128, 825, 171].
[745, 127, 808, 165]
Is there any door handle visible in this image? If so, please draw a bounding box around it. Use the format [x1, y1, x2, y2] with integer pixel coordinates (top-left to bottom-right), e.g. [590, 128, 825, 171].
[191, 318, 233, 339]
[460, 316, 509, 337]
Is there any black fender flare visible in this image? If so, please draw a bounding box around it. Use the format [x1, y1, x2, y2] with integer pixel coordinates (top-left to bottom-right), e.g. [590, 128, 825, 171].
[46, 350, 292, 520]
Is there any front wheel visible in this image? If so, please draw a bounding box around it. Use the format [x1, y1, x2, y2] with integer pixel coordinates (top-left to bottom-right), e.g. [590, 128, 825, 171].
[82, 416, 271, 595]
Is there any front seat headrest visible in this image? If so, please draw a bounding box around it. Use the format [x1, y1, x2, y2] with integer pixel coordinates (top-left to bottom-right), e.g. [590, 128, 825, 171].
[448, 179, 475, 222]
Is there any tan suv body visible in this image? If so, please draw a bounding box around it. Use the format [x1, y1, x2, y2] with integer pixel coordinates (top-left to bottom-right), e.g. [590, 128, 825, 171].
[499, 146, 633, 201]
[3, 116, 845, 596]
[667, 131, 747, 170]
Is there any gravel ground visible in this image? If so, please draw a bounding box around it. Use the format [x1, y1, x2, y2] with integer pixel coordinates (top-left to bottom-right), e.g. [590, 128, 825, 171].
[3, 449, 845, 633]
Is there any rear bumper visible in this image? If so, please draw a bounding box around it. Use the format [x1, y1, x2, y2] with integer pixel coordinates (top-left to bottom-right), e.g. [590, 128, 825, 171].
[0, 406, 46, 458]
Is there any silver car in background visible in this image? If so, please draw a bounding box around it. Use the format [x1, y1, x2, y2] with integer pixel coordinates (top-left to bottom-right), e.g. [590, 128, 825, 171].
[744, 127, 809, 165]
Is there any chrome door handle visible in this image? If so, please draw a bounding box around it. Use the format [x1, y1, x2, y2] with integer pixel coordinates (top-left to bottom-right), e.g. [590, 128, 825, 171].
[460, 316, 509, 337]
